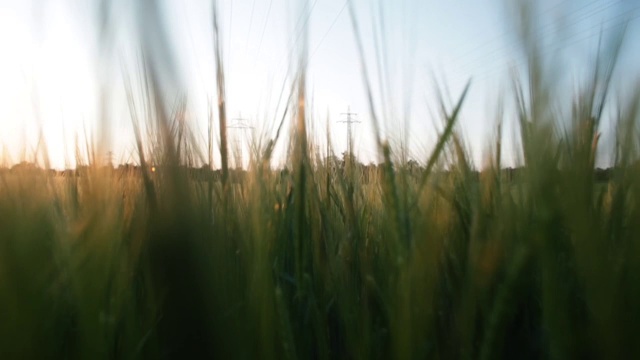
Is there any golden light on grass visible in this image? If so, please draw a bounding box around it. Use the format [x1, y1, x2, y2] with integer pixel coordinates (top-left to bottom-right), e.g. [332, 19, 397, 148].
[0, 1, 639, 359]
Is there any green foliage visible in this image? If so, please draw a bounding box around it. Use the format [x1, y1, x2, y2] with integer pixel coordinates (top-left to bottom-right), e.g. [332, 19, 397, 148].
[2, 78, 639, 358]
[1, 2, 640, 359]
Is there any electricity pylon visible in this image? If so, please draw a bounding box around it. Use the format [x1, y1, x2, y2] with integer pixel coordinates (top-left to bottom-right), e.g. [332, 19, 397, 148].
[228, 114, 253, 169]
[339, 106, 360, 160]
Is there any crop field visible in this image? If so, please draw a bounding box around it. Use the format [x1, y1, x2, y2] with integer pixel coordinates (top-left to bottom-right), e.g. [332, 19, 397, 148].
[1, 1, 640, 359]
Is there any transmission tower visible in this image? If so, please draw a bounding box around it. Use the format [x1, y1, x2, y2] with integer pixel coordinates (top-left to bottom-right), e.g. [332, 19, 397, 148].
[228, 114, 254, 169]
[339, 106, 360, 159]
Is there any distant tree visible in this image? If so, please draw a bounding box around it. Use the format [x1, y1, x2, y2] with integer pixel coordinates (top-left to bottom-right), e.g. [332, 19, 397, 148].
[10, 161, 39, 172]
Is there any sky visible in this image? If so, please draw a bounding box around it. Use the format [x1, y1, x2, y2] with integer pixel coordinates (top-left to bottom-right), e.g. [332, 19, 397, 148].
[0, 0, 639, 169]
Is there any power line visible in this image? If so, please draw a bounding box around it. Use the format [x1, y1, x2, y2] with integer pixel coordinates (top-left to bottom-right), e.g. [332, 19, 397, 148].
[288, 0, 319, 52]
[448, 1, 636, 84]
[449, 0, 573, 60]
[292, 0, 319, 38]
[474, 8, 640, 84]
[245, 0, 257, 51]
[228, 0, 233, 66]
[271, 0, 320, 78]
[461, 0, 614, 66]
[309, 0, 348, 62]
[254, 0, 274, 68]
[454, 0, 621, 75]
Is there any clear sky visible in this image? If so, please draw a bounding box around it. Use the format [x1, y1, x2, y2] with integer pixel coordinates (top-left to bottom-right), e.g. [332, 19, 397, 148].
[0, 0, 639, 169]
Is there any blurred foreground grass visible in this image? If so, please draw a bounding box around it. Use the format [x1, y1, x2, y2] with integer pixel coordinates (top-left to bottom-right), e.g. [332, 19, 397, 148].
[2, 82, 640, 359]
[1, 1, 640, 359]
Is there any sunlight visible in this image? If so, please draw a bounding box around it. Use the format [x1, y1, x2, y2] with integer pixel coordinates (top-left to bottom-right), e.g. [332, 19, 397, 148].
[0, 1, 96, 169]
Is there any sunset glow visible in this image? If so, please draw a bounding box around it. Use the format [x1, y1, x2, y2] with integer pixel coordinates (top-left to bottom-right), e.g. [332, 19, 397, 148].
[0, 0, 638, 169]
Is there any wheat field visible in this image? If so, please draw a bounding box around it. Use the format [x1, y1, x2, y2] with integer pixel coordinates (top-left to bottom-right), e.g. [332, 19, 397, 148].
[1, 1, 640, 359]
